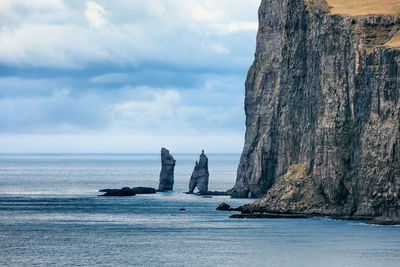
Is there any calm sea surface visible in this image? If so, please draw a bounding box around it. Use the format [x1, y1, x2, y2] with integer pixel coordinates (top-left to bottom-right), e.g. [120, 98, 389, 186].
[0, 154, 399, 267]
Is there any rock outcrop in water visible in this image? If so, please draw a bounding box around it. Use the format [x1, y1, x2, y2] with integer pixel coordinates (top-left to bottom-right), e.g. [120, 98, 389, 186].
[216, 202, 233, 211]
[99, 187, 136, 197]
[131, 187, 157, 194]
[230, 0, 400, 220]
[159, 148, 176, 191]
[99, 187, 157, 196]
[188, 150, 209, 194]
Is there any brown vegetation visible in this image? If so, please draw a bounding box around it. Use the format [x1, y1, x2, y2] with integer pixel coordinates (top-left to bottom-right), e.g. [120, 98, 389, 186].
[326, 0, 400, 16]
[386, 34, 400, 48]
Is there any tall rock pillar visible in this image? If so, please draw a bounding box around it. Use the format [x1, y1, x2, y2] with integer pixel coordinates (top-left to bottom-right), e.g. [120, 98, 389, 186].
[159, 148, 176, 191]
[188, 150, 209, 194]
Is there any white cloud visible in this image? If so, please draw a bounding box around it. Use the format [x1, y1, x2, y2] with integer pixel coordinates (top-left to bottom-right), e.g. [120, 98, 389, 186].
[90, 73, 131, 84]
[85, 1, 107, 29]
[0, 0, 259, 152]
[107, 89, 181, 130]
[0, 0, 65, 13]
[212, 21, 259, 34]
[205, 42, 230, 54]
[192, 3, 223, 22]
[0, 0, 259, 68]
[0, 75, 245, 136]
[0, 24, 112, 68]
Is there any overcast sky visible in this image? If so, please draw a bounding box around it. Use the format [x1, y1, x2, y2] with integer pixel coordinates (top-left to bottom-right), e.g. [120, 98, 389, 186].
[0, 0, 260, 153]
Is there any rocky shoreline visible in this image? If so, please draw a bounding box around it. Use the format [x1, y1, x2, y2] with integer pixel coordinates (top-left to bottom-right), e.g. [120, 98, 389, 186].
[228, 211, 400, 226]
[217, 202, 400, 225]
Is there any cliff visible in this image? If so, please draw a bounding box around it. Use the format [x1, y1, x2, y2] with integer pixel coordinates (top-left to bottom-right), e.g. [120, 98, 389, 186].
[230, 0, 400, 218]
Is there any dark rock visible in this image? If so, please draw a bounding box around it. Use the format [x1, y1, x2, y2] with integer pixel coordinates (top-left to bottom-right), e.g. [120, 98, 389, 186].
[228, 213, 400, 225]
[238, 205, 255, 214]
[243, 165, 328, 214]
[99, 187, 136, 197]
[366, 216, 400, 226]
[199, 191, 230, 196]
[131, 187, 157, 194]
[188, 150, 209, 194]
[230, 213, 310, 219]
[158, 148, 176, 191]
[229, 0, 400, 220]
[331, 216, 375, 222]
[216, 202, 232, 211]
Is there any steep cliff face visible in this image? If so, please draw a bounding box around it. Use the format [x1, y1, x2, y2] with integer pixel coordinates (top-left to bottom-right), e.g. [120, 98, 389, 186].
[231, 0, 400, 218]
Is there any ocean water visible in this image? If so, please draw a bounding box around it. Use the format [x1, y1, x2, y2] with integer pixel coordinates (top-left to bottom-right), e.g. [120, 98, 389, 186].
[0, 154, 399, 267]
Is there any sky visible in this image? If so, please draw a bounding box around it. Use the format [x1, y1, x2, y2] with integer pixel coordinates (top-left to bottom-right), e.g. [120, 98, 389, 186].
[0, 0, 261, 153]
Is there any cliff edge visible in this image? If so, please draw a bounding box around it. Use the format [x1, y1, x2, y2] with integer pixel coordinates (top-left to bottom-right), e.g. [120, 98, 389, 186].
[230, 0, 400, 219]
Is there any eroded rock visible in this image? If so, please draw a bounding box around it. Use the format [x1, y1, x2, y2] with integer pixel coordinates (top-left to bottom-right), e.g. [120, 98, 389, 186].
[188, 150, 209, 194]
[241, 164, 328, 214]
[216, 202, 232, 211]
[158, 148, 176, 191]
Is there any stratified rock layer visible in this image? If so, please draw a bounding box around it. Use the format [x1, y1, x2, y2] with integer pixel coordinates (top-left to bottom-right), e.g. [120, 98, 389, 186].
[188, 150, 209, 194]
[231, 0, 400, 218]
[159, 148, 176, 191]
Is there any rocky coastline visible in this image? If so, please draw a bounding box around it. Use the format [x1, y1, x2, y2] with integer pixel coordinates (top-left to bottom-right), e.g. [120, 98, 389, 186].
[224, 0, 400, 225]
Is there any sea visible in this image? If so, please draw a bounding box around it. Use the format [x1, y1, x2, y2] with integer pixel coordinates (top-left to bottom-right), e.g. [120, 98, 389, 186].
[0, 153, 399, 267]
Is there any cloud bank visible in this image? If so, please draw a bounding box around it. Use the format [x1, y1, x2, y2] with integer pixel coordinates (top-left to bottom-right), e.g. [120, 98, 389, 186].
[0, 0, 260, 152]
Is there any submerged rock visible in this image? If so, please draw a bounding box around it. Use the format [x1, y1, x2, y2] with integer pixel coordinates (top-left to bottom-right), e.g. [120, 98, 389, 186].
[199, 191, 230, 196]
[158, 148, 176, 191]
[132, 187, 157, 194]
[216, 202, 232, 211]
[99, 187, 136, 197]
[99, 187, 157, 196]
[366, 216, 400, 226]
[230, 213, 310, 219]
[188, 150, 209, 194]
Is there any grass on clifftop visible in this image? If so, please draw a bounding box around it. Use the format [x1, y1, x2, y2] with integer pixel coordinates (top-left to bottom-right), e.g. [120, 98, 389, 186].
[386, 35, 400, 48]
[326, 0, 400, 16]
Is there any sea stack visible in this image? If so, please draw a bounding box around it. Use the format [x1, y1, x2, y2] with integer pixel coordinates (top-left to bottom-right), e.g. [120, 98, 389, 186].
[188, 150, 209, 194]
[158, 148, 176, 191]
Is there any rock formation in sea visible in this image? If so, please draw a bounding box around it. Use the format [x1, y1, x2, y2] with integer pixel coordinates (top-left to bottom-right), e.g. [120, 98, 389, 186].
[158, 148, 176, 191]
[230, 0, 400, 220]
[99, 187, 157, 196]
[188, 150, 209, 194]
[99, 187, 136, 197]
[131, 187, 157, 194]
[216, 202, 233, 211]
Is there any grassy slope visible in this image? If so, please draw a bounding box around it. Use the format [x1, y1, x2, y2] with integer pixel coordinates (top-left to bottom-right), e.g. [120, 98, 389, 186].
[326, 0, 400, 16]
[386, 35, 400, 47]
[325, 1, 400, 48]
